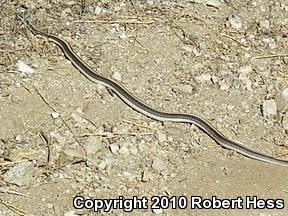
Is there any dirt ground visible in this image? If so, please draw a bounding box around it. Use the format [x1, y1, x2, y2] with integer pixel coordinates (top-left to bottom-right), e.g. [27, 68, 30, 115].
[1, 0, 288, 215]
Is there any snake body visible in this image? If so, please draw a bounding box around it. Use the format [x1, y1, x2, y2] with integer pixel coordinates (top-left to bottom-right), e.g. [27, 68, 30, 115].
[19, 16, 288, 166]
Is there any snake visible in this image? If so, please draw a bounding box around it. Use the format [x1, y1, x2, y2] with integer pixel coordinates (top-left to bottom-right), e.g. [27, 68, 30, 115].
[18, 15, 288, 166]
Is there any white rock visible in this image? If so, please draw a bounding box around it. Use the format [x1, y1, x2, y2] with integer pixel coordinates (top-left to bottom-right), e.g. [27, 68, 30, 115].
[98, 160, 107, 170]
[16, 60, 34, 73]
[205, 0, 220, 7]
[196, 73, 212, 83]
[157, 131, 167, 143]
[3, 161, 34, 186]
[84, 136, 104, 155]
[173, 84, 193, 94]
[51, 112, 60, 119]
[282, 113, 288, 130]
[276, 88, 288, 113]
[152, 208, 163, 214]
[262, 99, 277, 118]
[152, 158, 166, 172]
[94, 6, 107, 14]
[142, 169, 154, 182]
[259, 20, 270, 29]
[109, 143, 119, 154]
[112, 71, 122, 81]
[228, 14, 243, 29]
[195, 0, 221, 7]
[64, 210, 79, 216]
[239, 65, 253, 75]
[118, 146, 129, 155]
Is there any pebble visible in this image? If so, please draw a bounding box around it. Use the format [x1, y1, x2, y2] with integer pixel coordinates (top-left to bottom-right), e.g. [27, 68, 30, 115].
[109, 143, 120, 155]
[64, 210, 79, 216]
[282, 113, 288, 130]
[94, 6, 108, 14]
[84, 136, 104, 156]
[204, 0, 220, 8]
[71, 112, 89, 127]
[157, 131, 167, 143]
[152, 208, 163, 214]
[16, 60, 34, 74]
[142, 169, 154, 182]
[228, 14, 243, 29]
[196, 73, 212, 83]
[15, 134, 28, 145]
[195, 0, 220, 8]
[118, 146, 129, 155]
[103, 154, 117, 170]
[121, 171, 137, 181]
[262, 99, 277, 118]
[219, 81, 229, 91]
[172, 84, 193, 94]
[3, 161, 34, 186]
[152, 158, 166, 172]
[112, 70, 122, 81]
[48, 55, 59, 63]
[259, 20, 270, 29]
[59, 145, 86, 165]
[51, 112, 60, 119]
[275, 88, 288, 113]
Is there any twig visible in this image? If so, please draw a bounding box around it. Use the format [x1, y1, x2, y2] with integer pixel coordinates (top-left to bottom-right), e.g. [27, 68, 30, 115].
[73, 19, 155, 24]
[122, 119, 156, 130]
[0, 198, 27, 215]
[81, 131, 153, 137]
[0, 188, 29, 197]
[39, 131, 51, 163]
[253, 54, 288, 59]
[0, 160, 28, 166]
[221, 34, 248, 47]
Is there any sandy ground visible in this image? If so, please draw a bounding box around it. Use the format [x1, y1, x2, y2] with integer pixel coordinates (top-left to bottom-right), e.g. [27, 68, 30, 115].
[1, 0, 288, 215]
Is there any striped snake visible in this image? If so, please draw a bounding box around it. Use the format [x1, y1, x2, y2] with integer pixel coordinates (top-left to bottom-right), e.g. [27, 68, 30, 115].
[18, 15, 288, 166]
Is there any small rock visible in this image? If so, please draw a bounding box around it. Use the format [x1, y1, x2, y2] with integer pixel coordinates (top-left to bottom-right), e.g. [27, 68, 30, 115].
[239, 65, 253, 75]
[16, 60, 34, 73]
[259, 20, 270, 29]
[3, 161, 34, 186]
[118, 146, 129, 155]
[109, 143, 120, 155]
[204, 0, 220, 7]
[56, 144, 86, 166]
[172, 84, 193, 94]
[219, 81, 229, 91]
[152, 158, 166, 172]
[94, 6, 107, 14]
[48, 55, 59, 63]
[196, 73, 212, 83]
[152, 208, 163, 214]
[276, 88, 288, 113]
[122, 171, 137, 181]
[51, 112, 60, 119]
[182, 45, 193, 52]
[228, 14, 243, 29]
[98, 160, 107, 170]
[157, 131, 167, 143]
[112, 71, 122, 81]
[282, 113, 288, 130]
[262, 99, 277, 118]
[15, 134, 28, 145]
[71, 113, 89, 127]
[142, 169, 154, 182]
[84, 136, 104, 155]
[64, 210, 79, 216]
